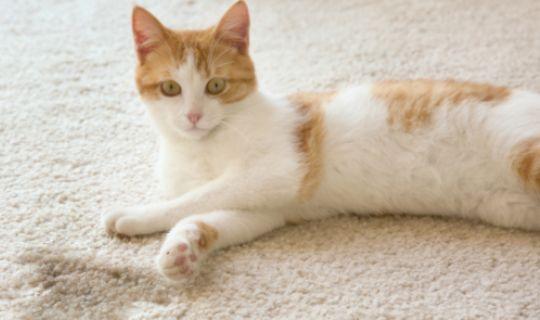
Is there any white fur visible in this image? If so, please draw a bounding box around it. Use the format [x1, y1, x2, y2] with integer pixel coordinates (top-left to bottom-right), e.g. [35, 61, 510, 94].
[103, 54, 540, 280]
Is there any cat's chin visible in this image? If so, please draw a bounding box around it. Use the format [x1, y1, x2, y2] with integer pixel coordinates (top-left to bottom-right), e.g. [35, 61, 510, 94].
[176, 126, 214, 141]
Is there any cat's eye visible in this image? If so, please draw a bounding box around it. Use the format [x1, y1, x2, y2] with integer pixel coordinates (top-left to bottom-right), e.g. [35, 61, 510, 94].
[206, 78, 226, 95]
[160, 80, 182, 97]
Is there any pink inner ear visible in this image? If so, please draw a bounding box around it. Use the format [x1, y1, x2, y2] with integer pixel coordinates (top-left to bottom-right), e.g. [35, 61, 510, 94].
[132, 7, 164, 61]
[133, 30, 158, 58]
[134, 29, 149, 47]
[216, 1, 250, 53]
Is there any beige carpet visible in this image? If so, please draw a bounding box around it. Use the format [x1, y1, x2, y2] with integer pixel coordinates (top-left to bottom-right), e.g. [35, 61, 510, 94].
[2, 0, 540, 319]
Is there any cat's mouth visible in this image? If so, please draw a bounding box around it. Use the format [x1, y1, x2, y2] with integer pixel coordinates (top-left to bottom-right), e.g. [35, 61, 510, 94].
[171, 122, 215, 140]
[186, 126, 208, 133]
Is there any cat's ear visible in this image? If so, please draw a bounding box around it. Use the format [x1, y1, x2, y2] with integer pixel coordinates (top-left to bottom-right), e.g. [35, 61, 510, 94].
[132, 6, 167, 62]
[215, 1, 250, 54]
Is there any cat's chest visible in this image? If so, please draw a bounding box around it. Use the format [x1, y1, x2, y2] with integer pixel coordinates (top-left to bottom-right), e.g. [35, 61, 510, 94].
[157, 146, 226, 197]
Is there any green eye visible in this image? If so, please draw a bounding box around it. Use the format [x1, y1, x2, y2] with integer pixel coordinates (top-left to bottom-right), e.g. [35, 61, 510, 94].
[160, 80, 181, 97]
[206, 78, 226, 95]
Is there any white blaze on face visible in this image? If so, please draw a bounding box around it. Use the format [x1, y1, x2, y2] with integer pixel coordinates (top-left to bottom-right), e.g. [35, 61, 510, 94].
[175, 51, 206, 120]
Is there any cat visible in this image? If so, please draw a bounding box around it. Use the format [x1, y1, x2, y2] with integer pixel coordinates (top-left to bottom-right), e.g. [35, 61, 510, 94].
[103, 0, 540, 281]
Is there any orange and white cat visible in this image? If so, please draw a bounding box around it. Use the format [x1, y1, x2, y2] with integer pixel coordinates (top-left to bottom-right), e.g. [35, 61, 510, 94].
[103, 1, 540, 281]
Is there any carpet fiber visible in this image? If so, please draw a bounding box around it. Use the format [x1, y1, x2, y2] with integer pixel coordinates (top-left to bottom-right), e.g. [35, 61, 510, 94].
[2, 0, 540, 319]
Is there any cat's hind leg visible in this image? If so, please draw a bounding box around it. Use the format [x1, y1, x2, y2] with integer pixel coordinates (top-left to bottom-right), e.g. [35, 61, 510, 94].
[156, 209, 285, 281]
[475, 191, 540, 231]
[486, 133, 540, 230]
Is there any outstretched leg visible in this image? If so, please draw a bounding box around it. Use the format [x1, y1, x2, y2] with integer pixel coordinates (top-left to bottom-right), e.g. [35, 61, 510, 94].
[103, 169, 297, 237]
[156, 209, 286, 281]
[102, 203, 194, 236]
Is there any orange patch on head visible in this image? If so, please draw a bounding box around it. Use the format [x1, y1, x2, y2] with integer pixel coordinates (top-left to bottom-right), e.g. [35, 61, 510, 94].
[372, 79, 510, 132]
[132, 2, 256, 104]
[289, 91, 334, 200]
[195, 221, 219, 250]
[511, 137, 540, 191]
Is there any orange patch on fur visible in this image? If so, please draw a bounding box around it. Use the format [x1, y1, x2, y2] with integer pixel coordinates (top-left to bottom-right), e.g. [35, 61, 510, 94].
[195, 221, 219, 250]
[511, 137, 540, 191]
[372, 79, 510, 132]
[289, 91, 334, 200]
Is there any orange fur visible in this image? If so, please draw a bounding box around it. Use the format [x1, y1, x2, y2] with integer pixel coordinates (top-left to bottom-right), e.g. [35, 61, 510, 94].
[134, 19, 256, 104]
[289, 91, 334, 200]
[195, 221, 219, 250]
[511, 137, 540, 191]
[372, 79, 510, 132]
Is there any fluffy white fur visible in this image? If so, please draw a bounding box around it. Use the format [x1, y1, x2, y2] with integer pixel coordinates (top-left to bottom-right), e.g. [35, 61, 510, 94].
[103, 3, 540, 281]
[104, 62, 540, 281]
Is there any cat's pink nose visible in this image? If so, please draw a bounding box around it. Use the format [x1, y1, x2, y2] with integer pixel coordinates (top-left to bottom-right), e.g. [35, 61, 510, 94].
[187, 113, 202, 125]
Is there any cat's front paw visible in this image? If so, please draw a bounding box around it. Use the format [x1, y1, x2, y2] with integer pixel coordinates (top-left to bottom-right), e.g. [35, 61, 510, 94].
[102, 208, 145, 237]
[156, 223, 217, 281]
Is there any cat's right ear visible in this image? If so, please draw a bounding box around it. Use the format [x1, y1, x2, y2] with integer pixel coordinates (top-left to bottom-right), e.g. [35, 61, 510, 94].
[132, 6, 166, 63]
[215, 1, 250, 54]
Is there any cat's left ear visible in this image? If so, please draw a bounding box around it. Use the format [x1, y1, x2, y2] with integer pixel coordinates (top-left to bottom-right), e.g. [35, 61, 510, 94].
[215, 1, 250, 54]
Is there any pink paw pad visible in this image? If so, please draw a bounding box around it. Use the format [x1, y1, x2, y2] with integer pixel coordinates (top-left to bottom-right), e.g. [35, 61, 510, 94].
[174, 256, 186, 266]
[168, 242, 199, 275]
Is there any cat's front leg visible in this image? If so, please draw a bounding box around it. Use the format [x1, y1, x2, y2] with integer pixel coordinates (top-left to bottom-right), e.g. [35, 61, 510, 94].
[156, 209, 285, 281]
[103, 202, 194, 237]
[104, 169, 296, 237]
[102, 175, 233, 237]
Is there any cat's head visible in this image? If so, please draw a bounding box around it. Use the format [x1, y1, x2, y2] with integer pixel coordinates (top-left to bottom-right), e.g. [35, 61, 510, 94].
[132, 1, 256, 141]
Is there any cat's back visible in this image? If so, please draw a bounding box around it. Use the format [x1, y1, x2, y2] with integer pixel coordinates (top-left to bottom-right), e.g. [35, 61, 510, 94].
[309, 80, 540, 214]
[323, 79, 524, 131]
[323, 80, 540, 155]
